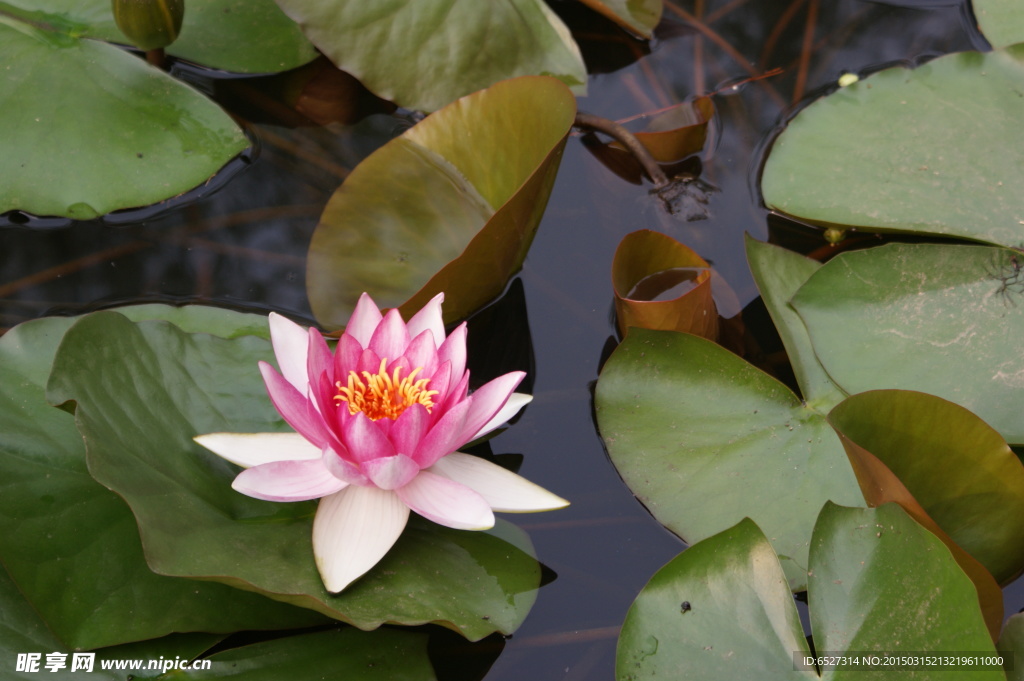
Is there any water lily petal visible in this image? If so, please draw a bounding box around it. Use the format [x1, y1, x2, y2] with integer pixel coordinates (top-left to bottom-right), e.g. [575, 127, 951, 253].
[232, 459, 347, 502]
[430, 453, 569, 512]
[356, 347, 382, 374]
[459, 372, 526, 444]
[401, 330, 438, 376]
[363, 454, 421, 490]
[412, 398, 471, 467]
[369, 308, 411, 361]
[437, 322, 467, 383]
[334, 333, 362, 377]
[406, 292, 445, 346]
[306, 327, 334, 387]
[390, 403, 430, 457]
[313, 486, 410, 593]
[259, 362, 332, 448]
[471, 392, 533, 440]
[269, 312, 311, 393]
[343, 411, 397, 463]
[323, 446, 369, 486]
[194, 432, 320, 468]
[396, 471, 494, 530]
[345, 293, 383, 347]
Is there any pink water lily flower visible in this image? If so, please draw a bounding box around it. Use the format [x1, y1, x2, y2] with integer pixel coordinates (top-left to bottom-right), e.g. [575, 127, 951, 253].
[195, 293, 568, 593]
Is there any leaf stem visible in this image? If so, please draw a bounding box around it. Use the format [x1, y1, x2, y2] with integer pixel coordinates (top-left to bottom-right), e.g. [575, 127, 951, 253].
[574, 111, 669, 189]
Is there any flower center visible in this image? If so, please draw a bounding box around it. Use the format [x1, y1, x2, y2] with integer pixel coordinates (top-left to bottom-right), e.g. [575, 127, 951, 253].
[334, 358, 437, 421]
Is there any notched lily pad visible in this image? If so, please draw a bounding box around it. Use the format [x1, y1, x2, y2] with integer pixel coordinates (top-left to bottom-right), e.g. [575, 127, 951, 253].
[594, 327, 865, 590]
[617, 504, 1001, 680]
[307, 76, 577, 328]
[46, 310, 542, 641]
[0, 8, 247, 219]
[762, 45, 1024, 247]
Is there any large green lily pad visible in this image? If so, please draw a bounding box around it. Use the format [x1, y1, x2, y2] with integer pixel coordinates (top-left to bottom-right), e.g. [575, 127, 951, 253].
[2, 0, 316, 72]
[762, 46, 1024, 247]
[172, 628, 435, 681]
[0, 7, 247, 219]
[790, 242, 1024, 445]
[307, 76, 576, 328]
[271, 0, 585, 112]
[974, 0, 1024, 49]
[617, 504, 1002, 680]
[594, 327, 865, 590]
[0, 307, 327, 651]
[46, 310, 542, 641]
[998, 613, 1024, 681]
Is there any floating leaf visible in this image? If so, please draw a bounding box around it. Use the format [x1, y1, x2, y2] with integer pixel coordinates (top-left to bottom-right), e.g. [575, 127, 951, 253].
[577, 0, 662, 38]
[790, 242, 1024, 445]
[595, 328, 864, 590]
[0, 308, 326, 651]
[762, 46, 1024, 247]
[617, 504, 1001, 680]
[46, 311, 542, 641]
[974, 0, 1024, 49]
[0, 8, 247, 219]
[4, 0, 317, 73]
[744, 236, 845, 408]
[998, 613, 1024, 681]
[271, 0, 586, 112]
[174, 628, 435, 681]
[611, 229, 717, 339]
[307, 76, 576, 328]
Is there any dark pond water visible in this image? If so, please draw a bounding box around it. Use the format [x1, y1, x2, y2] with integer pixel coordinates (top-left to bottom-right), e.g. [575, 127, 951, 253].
[2, 1, 1020, 679]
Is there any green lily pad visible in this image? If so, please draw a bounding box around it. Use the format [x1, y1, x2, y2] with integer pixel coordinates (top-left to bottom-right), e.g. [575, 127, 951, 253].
[790, 242, 1024, 445]
[46, 311, 542, 641]
[974, 1, 1024, 49]
[617, 504, 1001, 680]
[744, 235, 845, 408]
[170, 628, 435, 681]
[2, 560, 222, 681]
[0, 7, 247, 219]
[271, 0, 585, 112]
[0, 308, 328, 651]
[762, 46, 1024, 247]
[2, 0, 317, 73]
[578, 0, 662, 38]
[594, 327, 865, 590]
[828, 390, 1024, 586]
[307, 76, 576, 328]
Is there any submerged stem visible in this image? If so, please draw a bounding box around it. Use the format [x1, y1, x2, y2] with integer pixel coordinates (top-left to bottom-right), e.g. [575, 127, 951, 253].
[574, 111, 669, 189]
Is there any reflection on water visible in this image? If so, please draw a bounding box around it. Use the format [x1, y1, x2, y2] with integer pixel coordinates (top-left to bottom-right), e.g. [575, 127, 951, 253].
[2, 1, 1020, 679]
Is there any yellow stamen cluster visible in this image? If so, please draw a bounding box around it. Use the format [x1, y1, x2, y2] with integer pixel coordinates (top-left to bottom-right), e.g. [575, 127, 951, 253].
[334, 358, 437, 421]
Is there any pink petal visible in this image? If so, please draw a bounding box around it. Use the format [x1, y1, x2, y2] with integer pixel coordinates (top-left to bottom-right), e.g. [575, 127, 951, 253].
[232, 459, 346, 501]
[436, 322, 467, 383]
[389, 403, 429, 457]
[362, 454, 421, 490]
[458, 372, 525, 444]
[322, 446, 369, 486]
[401, 330, 438, 376]
[345, 293, 383, 347]
[406, 293, 445, 346]
[396, 471, 494, 530]
[424, 360, 452, 405]
[412, 398, 470, 467]
[313, 487, 410, 593]
[194, 432, 320, 468]
[356, 348, 382, 374]
[342, 412, 396, 463]
[268, 313, 311, 393]
[429, 453, 569, 512]
[334, 334, 362, 376]
[470, 392, 532, 441]
[306, 328, 334, 389]
[260, 362, 332, 449]
[439, 369, 469, 414]
[369, 308, 410, 361]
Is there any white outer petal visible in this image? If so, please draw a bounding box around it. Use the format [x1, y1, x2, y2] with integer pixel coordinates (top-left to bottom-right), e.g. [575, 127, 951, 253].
[194, 432, 320, 468]
[268, 312, 311, 393]
[429, 453, 569, 512]
[471, 393, 532, 440]
[313, 486, 410, 593]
